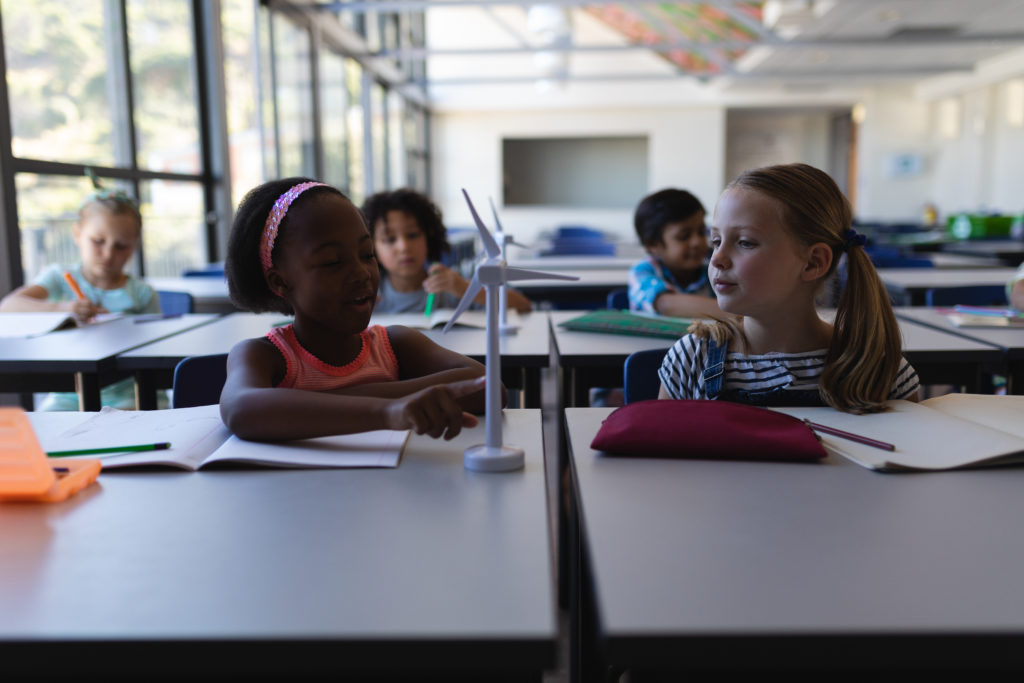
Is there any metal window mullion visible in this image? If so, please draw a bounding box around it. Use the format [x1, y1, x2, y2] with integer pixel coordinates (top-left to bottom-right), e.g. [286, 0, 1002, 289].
[194, 0, 233, 264]
[114, 0, 145, 274]
[310, 20, 324, 180]
[0, 8, 23, 293]
[268, 9, 282, 179]
[361, 68, 373, 194]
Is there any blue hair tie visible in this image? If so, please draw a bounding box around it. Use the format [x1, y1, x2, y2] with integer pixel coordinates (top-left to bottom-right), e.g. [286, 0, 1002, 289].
[842, 228, 866, 251]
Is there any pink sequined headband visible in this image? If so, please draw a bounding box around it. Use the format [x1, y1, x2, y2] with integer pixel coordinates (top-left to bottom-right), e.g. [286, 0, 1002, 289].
[259, 181, 329, 274]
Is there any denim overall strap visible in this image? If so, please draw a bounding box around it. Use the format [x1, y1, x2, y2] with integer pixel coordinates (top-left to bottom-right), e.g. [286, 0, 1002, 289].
[701, 338, 727, 399]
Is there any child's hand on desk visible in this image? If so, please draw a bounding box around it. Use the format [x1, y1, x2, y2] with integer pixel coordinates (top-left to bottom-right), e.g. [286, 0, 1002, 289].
[386, 376, 485, 440]
[65, 299, 108, 322]
[423, 263, 467, 298]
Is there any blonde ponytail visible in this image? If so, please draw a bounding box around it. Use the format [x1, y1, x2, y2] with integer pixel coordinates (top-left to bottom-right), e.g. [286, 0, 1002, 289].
[819, 247, 902, 413]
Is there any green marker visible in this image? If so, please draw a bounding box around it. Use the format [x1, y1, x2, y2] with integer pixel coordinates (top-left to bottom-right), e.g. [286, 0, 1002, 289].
[47, 442, 171, 458]
[424, 262, 436, 317]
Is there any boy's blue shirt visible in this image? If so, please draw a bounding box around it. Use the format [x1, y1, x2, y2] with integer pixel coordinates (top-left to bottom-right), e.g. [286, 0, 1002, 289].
[628, 255, 712, 313]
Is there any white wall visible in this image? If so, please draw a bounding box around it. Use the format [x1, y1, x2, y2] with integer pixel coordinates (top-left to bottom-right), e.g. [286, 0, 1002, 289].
[724, 110, 835, 186]
[431, 106, 725, 246]
[854, 86, 935, 223]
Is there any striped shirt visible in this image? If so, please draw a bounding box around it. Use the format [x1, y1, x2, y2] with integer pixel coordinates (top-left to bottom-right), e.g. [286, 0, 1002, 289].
[658, 334, 920, 402]
[267, 324, 400, 391]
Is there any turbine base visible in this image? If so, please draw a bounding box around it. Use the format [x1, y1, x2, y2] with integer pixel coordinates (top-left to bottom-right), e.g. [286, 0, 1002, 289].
[464, 444, 525, 472]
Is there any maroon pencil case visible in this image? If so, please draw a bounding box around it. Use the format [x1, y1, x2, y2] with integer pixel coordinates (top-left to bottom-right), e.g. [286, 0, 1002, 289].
[590, 399, 827, 462]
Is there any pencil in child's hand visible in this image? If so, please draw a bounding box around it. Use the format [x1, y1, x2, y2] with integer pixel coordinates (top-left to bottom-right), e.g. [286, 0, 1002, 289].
[63, 271, 87, 300]
[802, 419, 895, 452]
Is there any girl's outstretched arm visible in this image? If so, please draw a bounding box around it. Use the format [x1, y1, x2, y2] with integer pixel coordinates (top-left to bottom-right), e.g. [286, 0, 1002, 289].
[219, 337, 483, 441]
[424, 263, 533, 313]
[326, 325, 498, 413]
[0, 284, 105, 320]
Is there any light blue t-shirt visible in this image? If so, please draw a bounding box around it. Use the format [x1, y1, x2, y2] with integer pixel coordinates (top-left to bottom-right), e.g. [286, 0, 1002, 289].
[374, 274, 461, 314]
[31, 263, 160, 411]
[33, 263, 159, 314]
[627, 256, 712, 314]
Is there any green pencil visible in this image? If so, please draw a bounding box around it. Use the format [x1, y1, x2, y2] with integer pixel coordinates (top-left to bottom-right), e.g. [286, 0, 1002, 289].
[424, 292, 435, 317]
[47, 442, 171, 458]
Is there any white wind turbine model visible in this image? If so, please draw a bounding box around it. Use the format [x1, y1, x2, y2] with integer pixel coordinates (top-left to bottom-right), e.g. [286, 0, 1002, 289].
[444, 189, 579, 472]
[489, 197, 532, 335]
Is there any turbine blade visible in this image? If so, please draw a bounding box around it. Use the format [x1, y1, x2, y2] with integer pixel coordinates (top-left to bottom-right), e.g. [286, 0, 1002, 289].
[442, 274, 483, 333]
[504, 267, 581, 283]
[489, 197, 504, 236]
[462, 189, 501, 258]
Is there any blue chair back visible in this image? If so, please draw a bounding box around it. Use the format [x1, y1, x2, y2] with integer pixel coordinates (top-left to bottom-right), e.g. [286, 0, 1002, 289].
[156, 290, 194, 315]
[172, 354, 228, 408]
[623, 348, 670, 404]
[556, 226, 604, 240]
[924, 285, 1008, 307]
[606, 288, 628, 310]
[542, 238, 616, 256]
[182, 262, 225, 278]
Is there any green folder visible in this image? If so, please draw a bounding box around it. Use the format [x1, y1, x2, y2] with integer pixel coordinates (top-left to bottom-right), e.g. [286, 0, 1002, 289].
[558, 310, 694, 339]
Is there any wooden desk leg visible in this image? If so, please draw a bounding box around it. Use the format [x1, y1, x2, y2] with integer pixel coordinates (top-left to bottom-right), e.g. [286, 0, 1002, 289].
[74, 373, 101, 411]
[134, 371, 158, 411]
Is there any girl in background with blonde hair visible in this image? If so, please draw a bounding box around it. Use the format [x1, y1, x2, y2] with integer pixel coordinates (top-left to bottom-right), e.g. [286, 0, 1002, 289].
[658, 163, 919, 413]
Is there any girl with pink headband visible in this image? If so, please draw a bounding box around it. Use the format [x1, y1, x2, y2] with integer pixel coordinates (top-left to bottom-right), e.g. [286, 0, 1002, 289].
[220, 177, 492, 442]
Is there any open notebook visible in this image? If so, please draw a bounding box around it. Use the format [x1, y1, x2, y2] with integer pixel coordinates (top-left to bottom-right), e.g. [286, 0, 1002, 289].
[374, 308, 495, 330]
[36, 404, 408, 470]
[776, 394, 1024, 472]
[938, 306, 1024, 328]
[0, 311, 123, 338]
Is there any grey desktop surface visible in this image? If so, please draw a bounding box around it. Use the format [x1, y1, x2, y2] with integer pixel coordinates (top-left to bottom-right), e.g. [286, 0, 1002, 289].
[2, 410, 556, 675]
[566, 407, 1024, 668]
[896, 306, 1024, 358]
[0, 314, 217, 370]
[118, 310, 551, 368]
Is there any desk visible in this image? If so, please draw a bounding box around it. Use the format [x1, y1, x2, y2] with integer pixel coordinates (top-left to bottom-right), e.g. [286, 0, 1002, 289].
[878, 267, 1016, 306]
[514, 268, 629, 309]
[940, 239, 1024, 266]
[0, 314, 217, 410]
[146, 276, 237, 314]
[549, 311, 674, 406]
[118, 311, 551, 409]
[550, 310, 1005, 405]
[2, 409, 556, 680]
[564, 406, 1024, 678]
[896, 306, 1024, 394]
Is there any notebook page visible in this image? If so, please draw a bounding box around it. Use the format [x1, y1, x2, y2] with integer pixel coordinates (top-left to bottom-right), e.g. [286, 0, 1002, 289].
[39, 404, 229, 470]
[203, 429, 410, 468]
[776, 400, 1024, 471]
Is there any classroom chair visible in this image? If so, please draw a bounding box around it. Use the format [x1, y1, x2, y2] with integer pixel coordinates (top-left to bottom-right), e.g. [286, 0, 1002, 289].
[606, 288, 628, 310]
[156, 290, 195, 315]
[182, 262, 225, 277]
[924, 284, 1008, 307]
[623, 348, 670, 404]
[172, 353, 228, 408]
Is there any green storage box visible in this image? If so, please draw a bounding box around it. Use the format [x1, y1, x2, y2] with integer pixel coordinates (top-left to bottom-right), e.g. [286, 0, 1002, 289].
[948, 214, 1015, 239]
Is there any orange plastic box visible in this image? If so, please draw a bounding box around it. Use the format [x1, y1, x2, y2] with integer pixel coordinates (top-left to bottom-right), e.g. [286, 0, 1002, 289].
[0, 407, 101, 503]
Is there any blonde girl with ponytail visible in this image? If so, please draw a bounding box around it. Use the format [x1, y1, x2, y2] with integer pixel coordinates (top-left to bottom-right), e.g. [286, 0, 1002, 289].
[657, 163, 919, 413]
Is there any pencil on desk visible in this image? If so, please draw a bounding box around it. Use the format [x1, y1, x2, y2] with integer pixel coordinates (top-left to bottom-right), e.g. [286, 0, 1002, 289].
[47, 442, 171, 457]
[62, 271, 87, 300]
[802, 420, 895, 452]
[424, 262, 437, 317]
